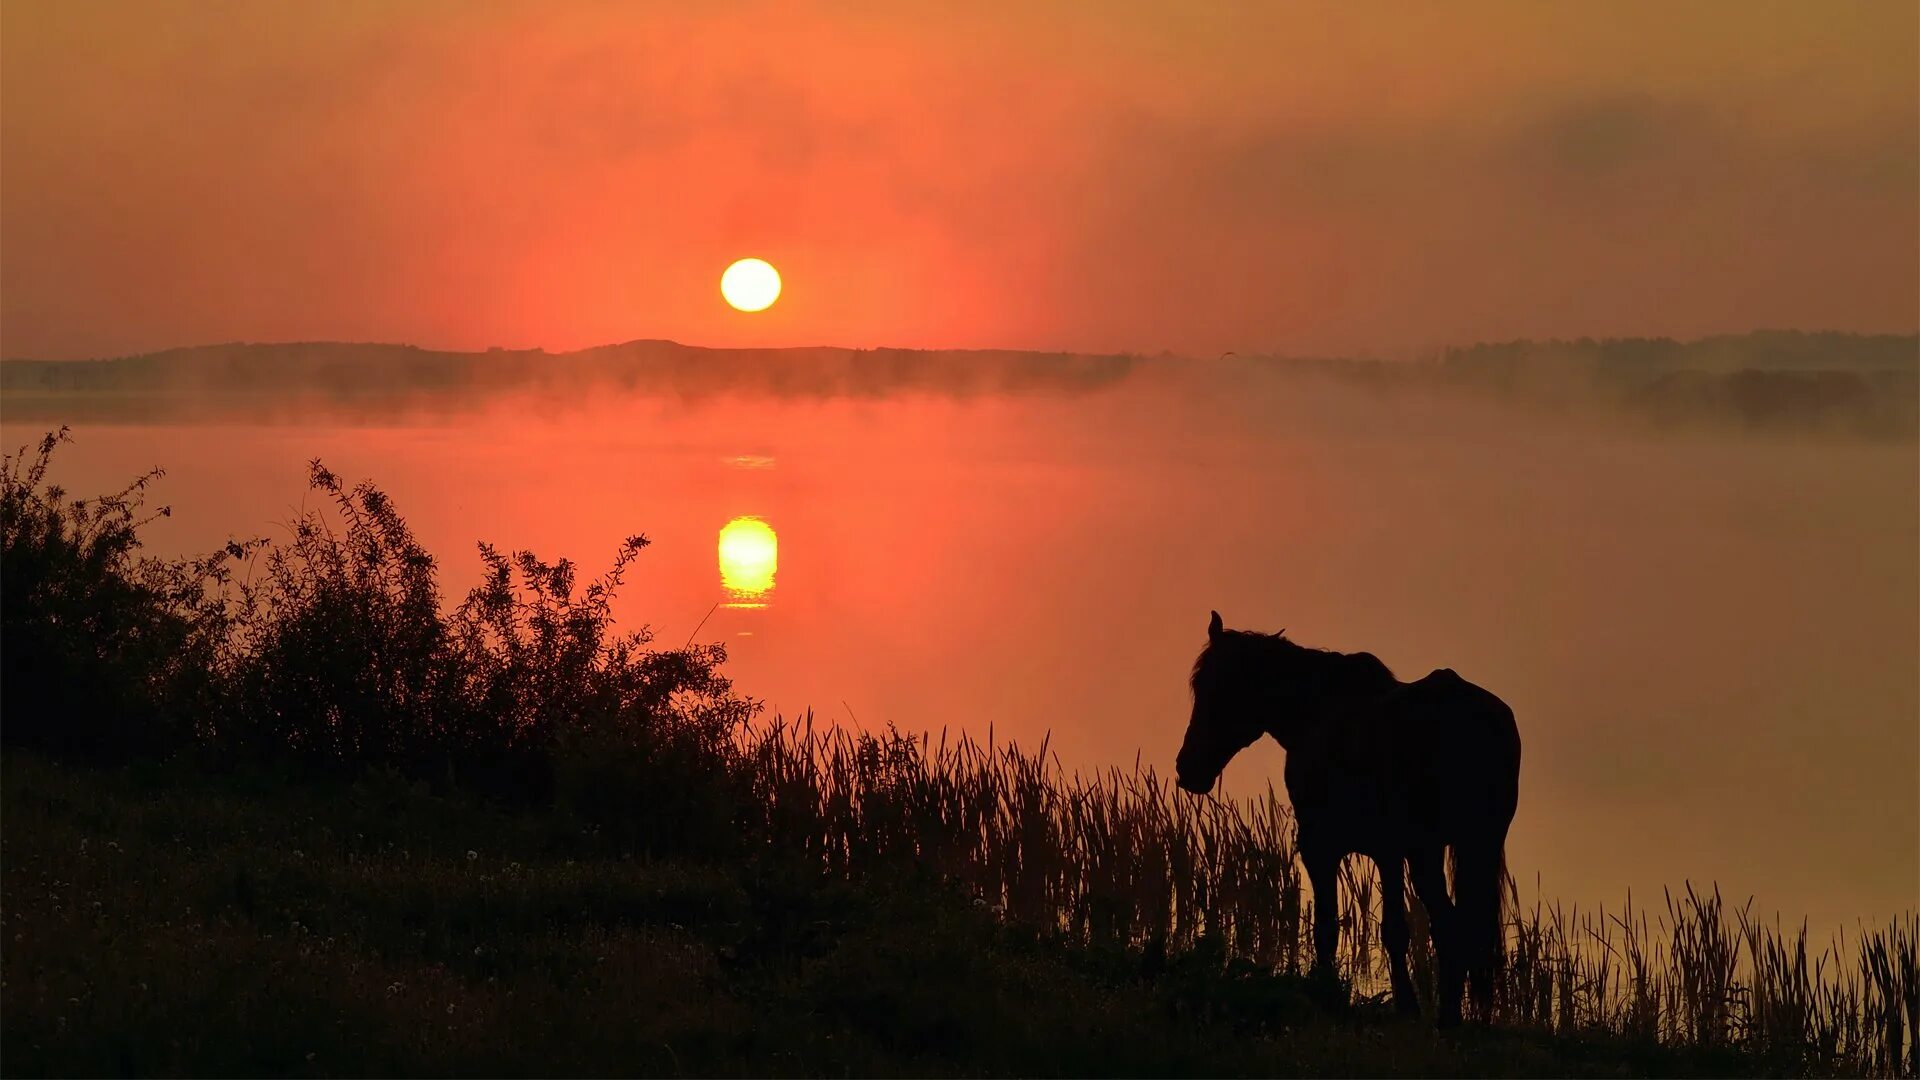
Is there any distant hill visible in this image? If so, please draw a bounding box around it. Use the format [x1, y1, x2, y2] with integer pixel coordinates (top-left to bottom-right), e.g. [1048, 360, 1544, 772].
[1437, 331, 1918, 377]
[2, 331, 1913, 437]
[0, 340, 1137, 423]
[1428, 331, 1917, 437]
[1255, 331, 1916, 438]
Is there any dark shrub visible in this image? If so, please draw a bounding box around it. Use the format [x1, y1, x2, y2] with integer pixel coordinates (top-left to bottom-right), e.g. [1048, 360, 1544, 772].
[449, 535, 756, 821]
[2, 432, 758, 811]
[223, 462, 457, 765]
[1, 429, 249, 759]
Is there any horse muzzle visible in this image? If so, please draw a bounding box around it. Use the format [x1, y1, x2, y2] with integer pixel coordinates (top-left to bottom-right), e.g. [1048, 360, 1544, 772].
[1175, 769, 1217, 795]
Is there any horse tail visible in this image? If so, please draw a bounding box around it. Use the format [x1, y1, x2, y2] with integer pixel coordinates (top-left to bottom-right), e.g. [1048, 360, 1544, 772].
[1491, 842, 1509, 981]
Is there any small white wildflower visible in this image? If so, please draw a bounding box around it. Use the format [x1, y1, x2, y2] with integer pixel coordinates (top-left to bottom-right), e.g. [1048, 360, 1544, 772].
[466, 850, 478, 862]
[445, 1002, 456, 1015]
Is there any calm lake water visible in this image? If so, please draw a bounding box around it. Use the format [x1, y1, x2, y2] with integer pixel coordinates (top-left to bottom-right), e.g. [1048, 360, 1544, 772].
[8, 370, 1915, 930]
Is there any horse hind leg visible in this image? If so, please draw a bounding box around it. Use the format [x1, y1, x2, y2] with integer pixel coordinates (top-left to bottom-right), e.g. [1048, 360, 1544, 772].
[1451, 837, 1507, 1022]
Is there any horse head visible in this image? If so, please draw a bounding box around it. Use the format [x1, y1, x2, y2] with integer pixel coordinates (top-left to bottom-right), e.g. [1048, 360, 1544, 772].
[1175, 610, 1286, 794]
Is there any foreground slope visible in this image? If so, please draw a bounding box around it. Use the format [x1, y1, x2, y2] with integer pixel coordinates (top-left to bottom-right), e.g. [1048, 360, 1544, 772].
[2, 753, 1751, 1078]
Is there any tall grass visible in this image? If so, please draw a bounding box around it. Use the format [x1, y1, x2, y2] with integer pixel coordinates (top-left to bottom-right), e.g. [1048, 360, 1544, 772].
[4, 430, 1913, 1076]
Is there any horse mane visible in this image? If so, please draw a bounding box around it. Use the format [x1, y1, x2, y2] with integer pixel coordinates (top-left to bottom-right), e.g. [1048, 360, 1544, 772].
[1330, 646, 1396, 686]
[1190, 629, 1396, 694]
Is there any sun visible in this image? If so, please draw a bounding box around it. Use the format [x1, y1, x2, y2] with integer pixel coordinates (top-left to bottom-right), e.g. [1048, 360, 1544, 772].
[721, 258, 781, 312]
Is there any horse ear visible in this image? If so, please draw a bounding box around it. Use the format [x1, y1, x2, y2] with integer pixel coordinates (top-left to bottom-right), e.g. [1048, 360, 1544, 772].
[1208, 611, 1224, 640]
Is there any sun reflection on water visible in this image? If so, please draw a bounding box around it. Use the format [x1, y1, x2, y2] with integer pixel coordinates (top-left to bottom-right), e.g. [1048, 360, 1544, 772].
[718, 516, 777, 608]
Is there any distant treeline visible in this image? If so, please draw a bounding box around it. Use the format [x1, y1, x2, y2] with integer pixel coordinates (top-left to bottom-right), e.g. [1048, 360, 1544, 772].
[2, 331, 1914, 437]
[1440, 332, 1919, 437]
[1274, 331, 1919, 438]
[0, 340, 1137, 422]
[1438, 331, 1918, 376]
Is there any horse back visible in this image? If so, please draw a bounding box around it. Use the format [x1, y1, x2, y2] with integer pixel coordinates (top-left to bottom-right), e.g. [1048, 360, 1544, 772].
[1386, 668, 1520, 830]
[1287, 668, 1520, 853]
[1401, 669, 1519, 759]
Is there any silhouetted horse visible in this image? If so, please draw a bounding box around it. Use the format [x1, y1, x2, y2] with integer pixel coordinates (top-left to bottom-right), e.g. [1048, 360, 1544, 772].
[1174, 612, 1520, 1025]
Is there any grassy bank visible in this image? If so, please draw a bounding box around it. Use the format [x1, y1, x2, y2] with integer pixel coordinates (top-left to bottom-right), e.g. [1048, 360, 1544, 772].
[4, 751, 1758, 1078]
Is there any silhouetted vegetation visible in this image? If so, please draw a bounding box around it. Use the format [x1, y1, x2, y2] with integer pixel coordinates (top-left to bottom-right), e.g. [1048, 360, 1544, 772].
[7, 753, 1775, 1078]
[3, 429, 750, 805]
[0, 429, 246, 760]
[3, 431, 1914, 1076]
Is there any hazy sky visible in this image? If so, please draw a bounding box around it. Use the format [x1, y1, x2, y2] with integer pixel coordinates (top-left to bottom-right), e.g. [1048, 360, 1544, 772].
[3, 1, 1915, 360]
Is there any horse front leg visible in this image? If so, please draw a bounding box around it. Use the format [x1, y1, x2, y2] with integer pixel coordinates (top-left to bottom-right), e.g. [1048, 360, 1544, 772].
[1377, 856, 1419, 1015]
[1408, 845, 1464, 1027]
[1301, 842, 1343, 988]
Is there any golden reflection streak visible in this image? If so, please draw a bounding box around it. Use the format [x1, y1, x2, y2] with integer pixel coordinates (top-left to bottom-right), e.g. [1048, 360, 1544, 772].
[718, 516, 777, 608]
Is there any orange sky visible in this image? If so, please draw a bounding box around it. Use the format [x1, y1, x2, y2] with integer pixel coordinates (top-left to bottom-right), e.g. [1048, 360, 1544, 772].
[2, 1, 1915, 360]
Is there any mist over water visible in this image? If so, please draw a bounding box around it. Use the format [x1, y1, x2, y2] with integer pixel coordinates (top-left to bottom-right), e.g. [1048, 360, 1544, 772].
[5, 346, 1913, 932]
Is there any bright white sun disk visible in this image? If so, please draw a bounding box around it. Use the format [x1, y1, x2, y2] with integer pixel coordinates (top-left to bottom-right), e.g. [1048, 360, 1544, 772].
[721, 258, 781, 312]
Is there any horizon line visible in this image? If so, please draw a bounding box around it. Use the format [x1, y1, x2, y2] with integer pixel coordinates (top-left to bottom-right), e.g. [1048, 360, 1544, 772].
[5, 326, 1918, 367]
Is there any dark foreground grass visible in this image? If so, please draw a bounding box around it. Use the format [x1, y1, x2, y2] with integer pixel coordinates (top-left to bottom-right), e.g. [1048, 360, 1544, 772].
[2, 753, 1754, 1079]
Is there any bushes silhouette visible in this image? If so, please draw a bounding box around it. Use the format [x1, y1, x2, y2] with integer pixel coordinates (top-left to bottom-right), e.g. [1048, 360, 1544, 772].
[223, 463, 454, 764]
[1, 429, 251, 758]
[2, 433, 757, 830]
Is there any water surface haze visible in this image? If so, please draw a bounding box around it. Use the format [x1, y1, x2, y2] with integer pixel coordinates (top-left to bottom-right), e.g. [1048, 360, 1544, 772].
[4, 339, 1913, 933]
